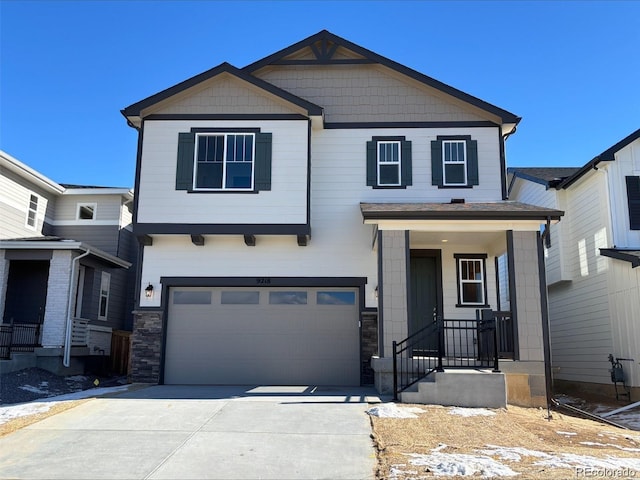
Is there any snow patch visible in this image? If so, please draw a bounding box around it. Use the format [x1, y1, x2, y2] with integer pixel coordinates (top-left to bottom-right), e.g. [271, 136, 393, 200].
[0, 385, 132, 425]
[556, 431, 577, 436]
[405, 452, 518, 477]
[449, 407, 496, 417]
[18, 384, 50, 395]
[366, 403, 424, 418]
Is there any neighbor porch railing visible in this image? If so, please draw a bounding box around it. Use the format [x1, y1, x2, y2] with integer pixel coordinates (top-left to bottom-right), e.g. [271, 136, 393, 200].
[393, 311, 513, 400]
[0, 323, 42, 359]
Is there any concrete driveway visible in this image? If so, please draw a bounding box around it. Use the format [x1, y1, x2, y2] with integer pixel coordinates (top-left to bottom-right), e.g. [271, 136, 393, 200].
[0, 385, 385, 480]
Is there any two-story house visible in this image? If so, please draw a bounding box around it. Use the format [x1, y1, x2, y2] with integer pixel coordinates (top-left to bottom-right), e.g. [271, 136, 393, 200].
[0, 150, 136, 375]
[123, 30, 562, 407]
[509, 128, 640, 400]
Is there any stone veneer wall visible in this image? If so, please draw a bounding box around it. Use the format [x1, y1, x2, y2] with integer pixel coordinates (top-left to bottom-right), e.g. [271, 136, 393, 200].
[130, 310, 163, 383]
[361, 311, 378, 385]
[41, 250, 73, 348]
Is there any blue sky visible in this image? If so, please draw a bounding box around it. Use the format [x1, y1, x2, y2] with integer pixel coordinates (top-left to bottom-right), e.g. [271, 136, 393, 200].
[1, 1, 638, 188]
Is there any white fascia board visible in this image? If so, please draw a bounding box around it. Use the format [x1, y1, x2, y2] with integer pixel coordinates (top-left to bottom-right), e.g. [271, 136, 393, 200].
[0, 150, 65, 195]
[0, 241, 131, 269]
[63, 188, 134, 200]
[367, 219, 558, 232]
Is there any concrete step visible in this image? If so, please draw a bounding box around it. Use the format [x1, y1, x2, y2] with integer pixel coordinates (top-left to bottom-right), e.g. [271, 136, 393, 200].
[400, 369, 506, 408]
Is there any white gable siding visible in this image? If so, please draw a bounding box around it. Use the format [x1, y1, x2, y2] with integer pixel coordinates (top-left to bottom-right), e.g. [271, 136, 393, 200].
[547, 172, 614, 384]
[137, 120, 308, 225]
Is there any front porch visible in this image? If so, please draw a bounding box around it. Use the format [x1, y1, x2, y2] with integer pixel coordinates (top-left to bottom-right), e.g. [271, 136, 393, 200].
[361, 201, 563, 407]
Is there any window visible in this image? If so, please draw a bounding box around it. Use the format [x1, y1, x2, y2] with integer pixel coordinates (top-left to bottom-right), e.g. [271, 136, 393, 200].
[317, 291, 356, 305]
[269, 291, 308, 305]
[431, 136, 478, 188]
[26, 194, 38, 228]
[221, 291, 260, 304]
[443, 140, 467, 186]
[366, 136, 412, 188]
[173, 291, 212, 305]
[455, 254, 488, 307]
[98, 272, 111, 320]
[195, 133, 254, 190]
[175, 131, 272, 192]
[77, 203, 96, 221]
[625, 176, 640, 230]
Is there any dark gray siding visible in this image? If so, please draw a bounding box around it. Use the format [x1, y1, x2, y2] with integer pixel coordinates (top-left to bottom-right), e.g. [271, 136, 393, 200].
[52, 225, 120, 256]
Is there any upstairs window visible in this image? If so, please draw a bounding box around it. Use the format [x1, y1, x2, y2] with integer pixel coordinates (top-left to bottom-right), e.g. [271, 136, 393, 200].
[366, 136, 412, 188]
[431, 135, 479, 188]
[26, 194, 38, 228]
[196, 133, 254, 190]
[175, 130, 272, 193]
[455, 254, 488, 307]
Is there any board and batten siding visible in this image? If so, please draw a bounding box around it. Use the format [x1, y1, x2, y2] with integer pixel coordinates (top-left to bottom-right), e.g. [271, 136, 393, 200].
[255, 64, 496, 124]
[0, 167, 56, 238]
[547, 172, 614, 384]
[604, 137, 640, 247]
[136, 120, 308, 225]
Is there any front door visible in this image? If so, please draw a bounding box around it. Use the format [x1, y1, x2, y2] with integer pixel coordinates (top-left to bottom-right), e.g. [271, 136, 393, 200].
[3, 260, 49, 325]
[409, 251, 441, 353]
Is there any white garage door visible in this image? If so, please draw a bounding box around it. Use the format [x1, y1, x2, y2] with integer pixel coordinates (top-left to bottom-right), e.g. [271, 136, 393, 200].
[164, 286, 360, 385]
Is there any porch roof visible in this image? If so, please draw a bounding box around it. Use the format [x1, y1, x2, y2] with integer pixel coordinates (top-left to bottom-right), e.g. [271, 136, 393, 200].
[0, 237, 131, 269]
[360, 201, 563, 233]
[600, 248, 640, 268]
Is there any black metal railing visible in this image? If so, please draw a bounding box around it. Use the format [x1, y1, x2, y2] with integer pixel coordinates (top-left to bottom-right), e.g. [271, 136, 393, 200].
[0, 323, 42, 359]
[393, 320, 442, 400]
[393, 313, 510, 400]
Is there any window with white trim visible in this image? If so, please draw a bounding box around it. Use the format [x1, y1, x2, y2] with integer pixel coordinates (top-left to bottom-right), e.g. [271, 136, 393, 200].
[443, 140, 467, 186]
[377, 141, 401, 186]
[77, 203, 96, 221]
[26, 194, 38, 229]
[194, 133, 255, 190]
[98, 271, 111, 320]
[455, 254, 488, 307]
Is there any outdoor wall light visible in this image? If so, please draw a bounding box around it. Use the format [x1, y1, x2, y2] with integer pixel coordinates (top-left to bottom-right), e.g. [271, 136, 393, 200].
[374, 286, 379, 299]
[145, 283, 154, 298]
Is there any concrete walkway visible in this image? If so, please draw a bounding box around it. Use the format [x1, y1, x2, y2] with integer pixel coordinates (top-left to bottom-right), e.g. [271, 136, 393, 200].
[0, 385, 385, 480]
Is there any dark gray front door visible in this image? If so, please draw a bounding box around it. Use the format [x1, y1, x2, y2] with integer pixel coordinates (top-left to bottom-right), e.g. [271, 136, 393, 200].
[409, 251, 441, 353]
[3, 260, 49, 325]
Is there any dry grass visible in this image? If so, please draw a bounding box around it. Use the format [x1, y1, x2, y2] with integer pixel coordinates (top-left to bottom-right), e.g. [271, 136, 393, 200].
[370, 404, 640, 479]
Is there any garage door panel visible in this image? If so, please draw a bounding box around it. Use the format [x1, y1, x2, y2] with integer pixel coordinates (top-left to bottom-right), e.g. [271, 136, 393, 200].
[165, 287, 360, 386]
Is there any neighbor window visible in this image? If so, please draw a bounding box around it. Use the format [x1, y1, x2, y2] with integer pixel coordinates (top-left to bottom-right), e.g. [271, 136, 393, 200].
[26, 194, 38, 228]
[455, 254, 488, 307]
[98, 272, 111, 320]
[175, 130, 272, 192]
[366, 136, 412, 188]
[431, 136, 478, 188]
[77, 203, 96, 221]
[625, 176, 640, 230]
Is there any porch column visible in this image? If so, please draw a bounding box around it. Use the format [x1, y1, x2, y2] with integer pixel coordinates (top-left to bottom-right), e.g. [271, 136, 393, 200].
[380, 230, 409, 357]
[504, 230, 547, 407]
[130, 309, 163, 383]
[41, 250, 73, 348]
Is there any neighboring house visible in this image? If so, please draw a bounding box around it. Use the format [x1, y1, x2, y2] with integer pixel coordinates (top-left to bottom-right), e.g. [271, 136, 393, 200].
[0, 150, 136, 374]
[122, 30, 563, 407]
[509, 128, 640, 398]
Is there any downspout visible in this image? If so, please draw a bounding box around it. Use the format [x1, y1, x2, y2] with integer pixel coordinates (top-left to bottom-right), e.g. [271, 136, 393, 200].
[63, 248, 91, 367]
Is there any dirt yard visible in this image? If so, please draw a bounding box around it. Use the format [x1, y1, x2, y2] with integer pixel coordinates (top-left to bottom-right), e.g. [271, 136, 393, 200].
[370, 403, 640, 479]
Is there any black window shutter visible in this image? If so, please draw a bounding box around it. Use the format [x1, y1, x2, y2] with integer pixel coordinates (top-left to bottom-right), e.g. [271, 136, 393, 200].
[254, 132, 272, 191]
[176, 132, 195, 190]
[366, 141, 377, 186]
[400, 140, 412, 186]
[626, 176, 640, 230]
[431, 140, 443, 186]
[467, 139, 479, 186]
